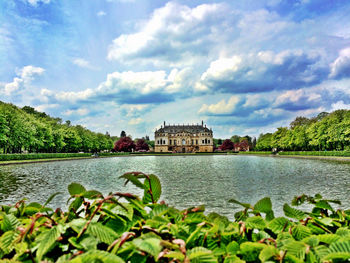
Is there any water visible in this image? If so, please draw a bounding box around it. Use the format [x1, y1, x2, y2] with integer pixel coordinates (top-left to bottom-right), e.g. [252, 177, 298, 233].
[1, 155, 350, 219]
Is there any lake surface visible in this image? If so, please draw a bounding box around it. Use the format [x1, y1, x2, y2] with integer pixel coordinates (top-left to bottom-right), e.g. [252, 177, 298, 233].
[1, 155, 350, 219]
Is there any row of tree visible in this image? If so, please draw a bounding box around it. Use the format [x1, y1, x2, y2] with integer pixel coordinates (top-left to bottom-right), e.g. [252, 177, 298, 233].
[0, 101, 114, 153]
[255, 110, 350, 151]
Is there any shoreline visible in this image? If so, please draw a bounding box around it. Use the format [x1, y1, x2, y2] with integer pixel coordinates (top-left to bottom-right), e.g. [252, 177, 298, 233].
[1, 152, 350, 166]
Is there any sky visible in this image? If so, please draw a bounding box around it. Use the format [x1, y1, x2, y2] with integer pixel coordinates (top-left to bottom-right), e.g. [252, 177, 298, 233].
[1, 0, 350, 139]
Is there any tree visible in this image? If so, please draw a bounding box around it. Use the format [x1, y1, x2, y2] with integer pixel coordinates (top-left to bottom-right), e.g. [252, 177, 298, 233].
[230, 135, 240, 143]
[135, 139, 149, 151]
[235, 139, 250, 151]
[114, 137, 135, 152]
[120, 131, 126, 137]
[219, 139, 234, 151]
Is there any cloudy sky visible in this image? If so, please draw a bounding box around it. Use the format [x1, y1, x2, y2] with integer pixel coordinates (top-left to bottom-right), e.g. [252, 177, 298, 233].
[1, 0, 350, 139]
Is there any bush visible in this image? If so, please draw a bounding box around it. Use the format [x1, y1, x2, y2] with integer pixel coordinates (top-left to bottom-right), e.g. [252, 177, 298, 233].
[1, 172, 350, 262]
[278, 151, 350, 157]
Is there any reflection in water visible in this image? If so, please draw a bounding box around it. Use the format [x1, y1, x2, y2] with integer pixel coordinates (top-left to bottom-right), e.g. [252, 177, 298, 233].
[0, 155, 350, 219]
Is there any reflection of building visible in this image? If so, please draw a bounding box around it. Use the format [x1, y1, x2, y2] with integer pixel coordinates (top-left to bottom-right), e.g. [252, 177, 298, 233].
[154, 121, 214, 153]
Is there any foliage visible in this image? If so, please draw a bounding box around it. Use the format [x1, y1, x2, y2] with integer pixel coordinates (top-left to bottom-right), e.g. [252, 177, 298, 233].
[2, 172, 350, 262]
[114, 137, 136, 152]
[0, 152, 129, 162]
[219, 139, 234, 151]
[278, 151, 350, 157]
[135, 139, 150, 151]
[0, 101, 114, 154]
[256, 109, 350, 152]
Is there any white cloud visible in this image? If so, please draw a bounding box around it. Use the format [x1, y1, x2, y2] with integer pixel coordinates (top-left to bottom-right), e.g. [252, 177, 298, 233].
[331, 100, 350, 111]
[329, 47, 350, 79]
[196, 50, 325, 93]
[40, 69, 191, 105]
[97, 11, 106, 16]
[199, 96, 240, 115]
[63, 108, 90, 116]
[1, 65, 44, 96]
[200, 56, 242, 81]
[35, 104, 60, 112]
[72, 58, 98, 70]
[26, 0, 50, 6]
[107, 2, 228, 66]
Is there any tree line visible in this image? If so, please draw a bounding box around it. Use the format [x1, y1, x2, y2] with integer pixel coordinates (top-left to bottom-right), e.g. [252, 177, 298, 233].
[255, 109, 350, 151]
[0, 101, 114, 154]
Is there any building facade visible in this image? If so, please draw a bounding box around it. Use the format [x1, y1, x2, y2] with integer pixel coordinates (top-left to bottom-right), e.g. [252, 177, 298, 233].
[154, 121, 214, 153]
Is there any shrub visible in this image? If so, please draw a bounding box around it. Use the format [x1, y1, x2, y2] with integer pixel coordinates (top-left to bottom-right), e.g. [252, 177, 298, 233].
[1, 172, 350, 262]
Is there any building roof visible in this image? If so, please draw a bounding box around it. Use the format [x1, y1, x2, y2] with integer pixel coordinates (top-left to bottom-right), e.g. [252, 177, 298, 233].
[155, 122, 212, 134]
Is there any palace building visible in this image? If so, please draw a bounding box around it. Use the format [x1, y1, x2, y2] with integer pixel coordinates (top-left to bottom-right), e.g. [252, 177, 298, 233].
[154, 121, 214, 153]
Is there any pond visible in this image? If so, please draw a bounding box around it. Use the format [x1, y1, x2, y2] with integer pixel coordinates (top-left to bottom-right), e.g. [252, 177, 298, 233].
[1, 155, 350, 219]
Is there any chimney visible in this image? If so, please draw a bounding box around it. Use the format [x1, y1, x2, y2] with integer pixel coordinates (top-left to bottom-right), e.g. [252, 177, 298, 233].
[164, 121, 166, 127]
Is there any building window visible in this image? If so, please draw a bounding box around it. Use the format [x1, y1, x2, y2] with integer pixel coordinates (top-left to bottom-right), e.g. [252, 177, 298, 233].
[182, 139, 186, 145]
[191, 139, 193, 145]
[208, 140, 210, 144]
[205, 138, 207, 144]
[202, 140, 204, 144]
[163, 140, 166, 144]
[157, 140, 159, 144]
[169, 139, 172, 145]
[196, 139, 198, 145]
[174, 140, 177, 145]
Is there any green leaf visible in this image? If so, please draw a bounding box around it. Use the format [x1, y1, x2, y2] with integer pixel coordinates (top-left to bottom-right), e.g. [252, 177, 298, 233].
[226, 241, 239, 255]
[0, 230, 19, 254]
[133, 236, 162, 259]
[268, 217, 291, 233]
[1, 213, 20, 232]
[36, 224, 64, 261]
[329, 241, 350, 253]
[83, 190, 103, 199]
[43, 192, 62, 207]
[282, 240, 307, 260]
[87, 222, 119, 245]
[240, 242, 266, 262]
[228, 199, 252, 209]
[245, 216, 266, 230]
[187, 247, 217, 263]
[336, 227, 350, 237]
[259, 245, 279, 262]
[69, 218, 87, 233]
[292, 225, 312, 241]
[119, 173, 147, 190]
[70, 249, 125, 263]
[142, 174, 162, 204]
[68, 182, 86, 196]
[315, 200, 334, 211]
[254, 197, 273, 214]
[163, 251, 185, 261]
[318, 234, 341, 244]
[283, 203, 306, 220]
[223, 255, 245, 263]
[109, 203, 134, 220]
[69, 196, 83, 212]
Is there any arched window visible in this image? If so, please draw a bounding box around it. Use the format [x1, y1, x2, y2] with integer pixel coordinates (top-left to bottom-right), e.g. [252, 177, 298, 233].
[163, 140, 166, 144]
[169, 139, 172, 145]
[157, 140, 159, 144]
[182, 139, 186, 145]
[208, 140, 210, 144]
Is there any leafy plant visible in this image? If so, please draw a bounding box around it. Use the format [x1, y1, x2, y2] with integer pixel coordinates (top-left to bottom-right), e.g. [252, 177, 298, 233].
[1, 172, 350, 262]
